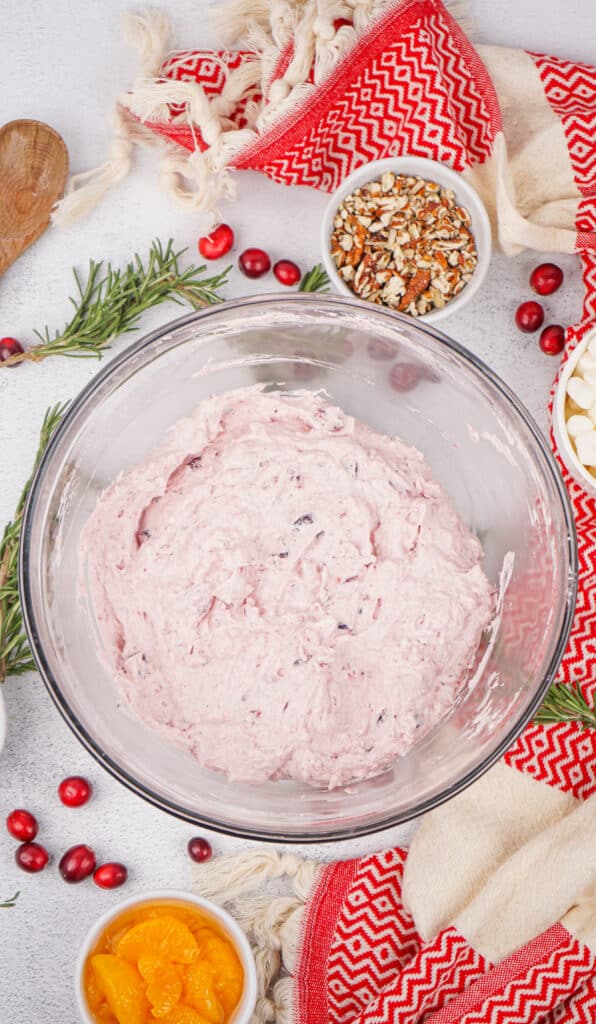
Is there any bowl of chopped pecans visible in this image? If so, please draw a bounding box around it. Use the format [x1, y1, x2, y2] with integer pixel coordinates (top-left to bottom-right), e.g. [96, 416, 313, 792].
[321, 157, 491, 323]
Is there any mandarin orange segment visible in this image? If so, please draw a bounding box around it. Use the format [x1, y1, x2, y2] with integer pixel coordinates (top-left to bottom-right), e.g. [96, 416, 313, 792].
[161, 1007, 213, 1024]
[148, 972, 183, 1017]
[201, 936, 243, 1015]
[184, 960, 224, 1024]
[137, 954, 165, 983]
[85, 963, 105, 1013]
[116, 916, 198, 965]
[90, 953, 149, 1024]
[96, 1005, 115, 1023]
[143, 906, 200, 929]
[192, 927, 216, 952]
[137, 955, 183, 1018]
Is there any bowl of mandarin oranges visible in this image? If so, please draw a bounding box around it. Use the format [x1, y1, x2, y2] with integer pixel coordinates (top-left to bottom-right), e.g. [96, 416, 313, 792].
[76, 890, 258, 1024]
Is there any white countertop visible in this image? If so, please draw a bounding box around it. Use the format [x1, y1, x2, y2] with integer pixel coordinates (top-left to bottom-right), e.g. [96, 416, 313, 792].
[0, 2, 592, 1020]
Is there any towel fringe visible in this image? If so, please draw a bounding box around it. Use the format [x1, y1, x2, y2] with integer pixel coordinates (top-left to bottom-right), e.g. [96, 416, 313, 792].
[51, 0, 473, 226]
[192, 849, 320, 1024]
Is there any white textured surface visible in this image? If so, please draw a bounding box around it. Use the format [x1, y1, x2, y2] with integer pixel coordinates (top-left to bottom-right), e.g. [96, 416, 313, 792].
[0, 2, 591, 1021]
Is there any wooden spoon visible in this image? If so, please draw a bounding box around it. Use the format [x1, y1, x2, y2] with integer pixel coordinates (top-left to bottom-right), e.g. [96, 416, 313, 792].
[0, 119, 69, 276]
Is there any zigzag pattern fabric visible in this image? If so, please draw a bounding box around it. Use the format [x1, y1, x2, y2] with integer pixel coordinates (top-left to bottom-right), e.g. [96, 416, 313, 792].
[505, 51, 596, 801]
[295, 850, 596, 1024]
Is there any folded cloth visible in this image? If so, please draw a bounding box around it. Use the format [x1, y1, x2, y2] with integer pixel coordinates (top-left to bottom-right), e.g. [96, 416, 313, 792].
[193, 770, 596, 1023]
[54, 0, 596, 266]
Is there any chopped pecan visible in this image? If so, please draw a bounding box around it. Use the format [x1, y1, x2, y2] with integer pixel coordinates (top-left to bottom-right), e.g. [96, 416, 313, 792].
[398, 270, 431, 311]
[329, 173, 478, 316]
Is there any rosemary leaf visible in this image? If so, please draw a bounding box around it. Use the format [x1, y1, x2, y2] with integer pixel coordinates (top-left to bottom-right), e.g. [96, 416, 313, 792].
[299, 263, 331, 293]
[535, 682, 596, 730]
[1, 239, 230, 368]
[0, 892, 20, 908]
[0, 404, 67, 682]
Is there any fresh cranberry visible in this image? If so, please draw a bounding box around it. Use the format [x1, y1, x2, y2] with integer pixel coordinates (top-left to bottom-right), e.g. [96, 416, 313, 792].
[198, 224, 234, 260]
[273, 260, 301, 287]
[239, 248, 271, 278]
[367, 338, 397, 361]
[187, 837, 212, 863]
[0, 337, 24, 365]
[515, 301, 544, 333]
[15, 842, 49, 873]
[539, 324, 566, 356]
[6, 809, 38, 842]
[59, 844, 96, 883]
[58, 776, 93, 807]
[530, 263, 564, 296]
[93, 862, 128, 889]
[389, 363, 422, 391]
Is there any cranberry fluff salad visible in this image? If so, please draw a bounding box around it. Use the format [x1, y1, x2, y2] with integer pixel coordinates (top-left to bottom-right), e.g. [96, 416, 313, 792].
[80, 387, 495, 789]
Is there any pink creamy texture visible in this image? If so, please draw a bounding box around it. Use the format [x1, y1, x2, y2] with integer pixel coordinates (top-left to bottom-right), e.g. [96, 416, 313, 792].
[80, 387, 494, 789]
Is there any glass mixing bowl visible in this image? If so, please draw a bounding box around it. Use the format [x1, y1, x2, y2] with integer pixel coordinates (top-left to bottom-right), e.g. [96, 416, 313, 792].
[20, 295, 577, 842]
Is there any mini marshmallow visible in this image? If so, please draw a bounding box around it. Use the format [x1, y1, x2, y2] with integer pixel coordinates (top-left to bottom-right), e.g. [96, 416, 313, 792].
[583, 369, 596, 389]
[567, 376, 596, 409]
[566, 414, 594, 438]
[588, 403, 596, 426]
[576, 429, 596, 467]
[587, 335, 596, 359]
[577, 351, 596, 375]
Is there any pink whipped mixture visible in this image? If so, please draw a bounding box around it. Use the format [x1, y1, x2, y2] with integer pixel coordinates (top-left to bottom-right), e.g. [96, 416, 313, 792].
[80, 387, 494, 788]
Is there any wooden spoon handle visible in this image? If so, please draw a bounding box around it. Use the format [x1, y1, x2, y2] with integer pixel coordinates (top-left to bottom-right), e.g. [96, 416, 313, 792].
[0, 119, 69, 275]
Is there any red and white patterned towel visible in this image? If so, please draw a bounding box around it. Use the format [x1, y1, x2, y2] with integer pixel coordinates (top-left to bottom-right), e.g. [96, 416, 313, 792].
[55, 2, 596, 1019]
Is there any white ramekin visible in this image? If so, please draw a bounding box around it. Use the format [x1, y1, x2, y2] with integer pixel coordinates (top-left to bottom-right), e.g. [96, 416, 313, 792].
[552, 328, 596, 499]
[75, 889, 258, 1024]
[321, 155, 491, 324]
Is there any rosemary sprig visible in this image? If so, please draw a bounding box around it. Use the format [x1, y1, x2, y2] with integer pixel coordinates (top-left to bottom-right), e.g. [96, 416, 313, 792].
[299, 263, 330, 293]
[0, 404, 67, 682]
[0, 239, 230, 368]
[535, 682, 596, 730]
[0, 892, 20, 908]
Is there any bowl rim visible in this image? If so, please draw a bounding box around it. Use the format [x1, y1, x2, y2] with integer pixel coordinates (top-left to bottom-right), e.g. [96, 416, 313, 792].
[74, 888, 258, 1024]
[552, 329, 596, 497]
[19, 292, 578, 842]
[320, 155, 492, 324]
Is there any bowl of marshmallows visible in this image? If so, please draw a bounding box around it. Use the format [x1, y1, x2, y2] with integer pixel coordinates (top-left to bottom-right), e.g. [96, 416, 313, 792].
[553, 327, 596, 497]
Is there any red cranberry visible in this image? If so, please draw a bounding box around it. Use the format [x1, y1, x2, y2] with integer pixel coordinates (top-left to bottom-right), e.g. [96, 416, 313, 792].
[539, 324, 566, 356]
[367, 338, 397, 361]
[530, 262, 564, 296]
[515, 301, 544, 333]
[389, 363, 422, 392]
[6, 809, 38, 842]
[273, 260, 301, 287]
[15, 842, 49, 873]
[239, 248, 271, 278]
[59, 844, 96, 883]
[0, 337, 24, 365]
[58, 776, 93, 807]
[187, 837, 212, 863]
[93, 862, 128, 889]
[198, 224, 234, 261]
